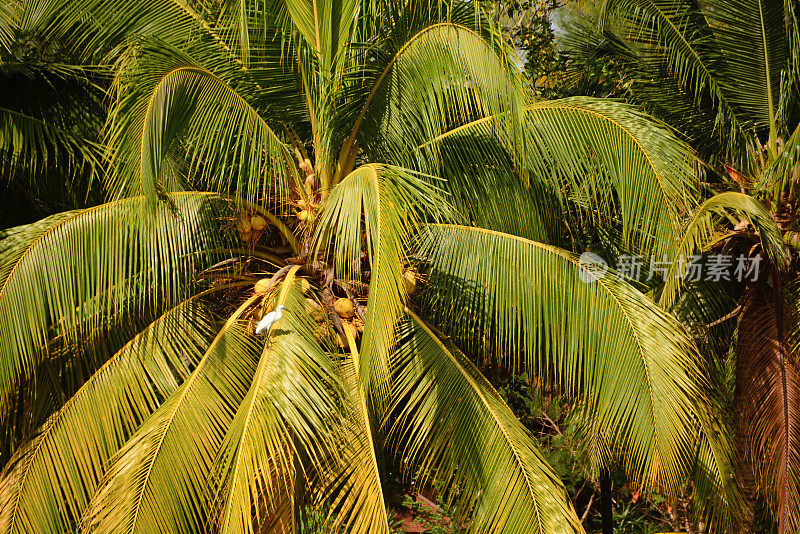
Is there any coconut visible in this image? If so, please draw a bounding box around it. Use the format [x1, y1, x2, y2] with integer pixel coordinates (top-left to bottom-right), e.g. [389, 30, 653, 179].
[250, 215, 267, 231]
[402, 269, 417, 295]
[237, 218, 251, 233]
[334, 297, 355, 318]
[254, 278, 271, 295]
[240, 230, 252, 242]
[298, 210, 309, 221]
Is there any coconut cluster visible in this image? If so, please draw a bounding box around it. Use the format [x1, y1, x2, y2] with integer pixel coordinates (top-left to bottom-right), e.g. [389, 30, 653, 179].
[236, 211, 270, 243]
[292, 154, 318, 224]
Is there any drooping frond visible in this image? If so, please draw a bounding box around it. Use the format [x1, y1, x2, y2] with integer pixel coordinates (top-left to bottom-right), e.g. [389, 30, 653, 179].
[323, 327, 389, 534]
[207, 280, 341, 534]
[14, 0, 214, 63]
[689, 407, 744, 534]
[342, 19, 524, 174]
[0, 291, 221, 534]
[389, 311, 583, 534]
[80, 295, 262, 534]
[105, 40, 295, 204]
[413, 133, 561, 243]
[709, 0, 794, 141]
[596, 0, 757, 168]
[0, 192, 229, 413]
[419, 224, 705, 492]
[0, 1, 15, 52]
[736, 284, 800, 534]
[419, 97, 700, 257]
[0, 64, 105, 180]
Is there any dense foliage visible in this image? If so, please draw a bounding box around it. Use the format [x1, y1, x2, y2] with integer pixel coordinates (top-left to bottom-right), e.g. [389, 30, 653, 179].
[0, 0, 796, 533]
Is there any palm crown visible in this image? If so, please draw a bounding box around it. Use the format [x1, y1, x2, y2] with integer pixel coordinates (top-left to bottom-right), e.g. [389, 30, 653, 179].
[0, 0, 760, 533]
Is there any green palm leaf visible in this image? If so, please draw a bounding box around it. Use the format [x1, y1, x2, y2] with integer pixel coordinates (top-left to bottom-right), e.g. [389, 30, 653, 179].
[106, 41, 295, 204]
[419, 224, 705, 492]
[597, 0, 756, 167]
[80, 295, 261, 534]
[0, 193, 228, 413]
[0, 291, 221, 534]
[314, 164, 449, 408]
[207, 280, 341, 534]
[348, 20, 524, 174]
[419, 98, 699, 256]
[389, 310, 583, 534]
[659, 191, 786, 307]
[323, 327, 390, 534]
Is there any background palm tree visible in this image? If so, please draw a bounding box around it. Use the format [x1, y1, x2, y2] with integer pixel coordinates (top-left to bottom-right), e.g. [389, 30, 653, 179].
[0, 0, 748, 532]
[565, 1, 800, 531]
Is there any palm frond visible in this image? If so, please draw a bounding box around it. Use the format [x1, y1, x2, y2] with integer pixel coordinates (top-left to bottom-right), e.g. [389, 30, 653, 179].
[0, 192, 230, 413]
[80, 294, 262, 534]
[314, 164, 450, 408]
[275, 0, 358, 75]
[207, 279, 341, 534]
[0, 291, 220, 534]
[342, 20, 525, 175]
[659, 191, 785, 307]
[323, 326, 390, 534]
[105, 40, 295, 205]
[710, 0, 792, 143]
[418, 224, 705, 492]
[0, 66, 104, 180]
[420, 97, 700, 257]
[596, 0, 758, 168]
[389, 311, 583, 534]
[15, 0, 213, 63]
[689, 407, 743, 534]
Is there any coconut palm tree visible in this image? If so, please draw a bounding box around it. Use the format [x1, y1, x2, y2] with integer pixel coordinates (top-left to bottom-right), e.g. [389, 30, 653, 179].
[0, 0, 745, 532]
[567, 0, 800, 531]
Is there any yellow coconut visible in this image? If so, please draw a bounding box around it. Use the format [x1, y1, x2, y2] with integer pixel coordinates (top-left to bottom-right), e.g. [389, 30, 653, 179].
[237, 218, 251, 233]
[334, 297, 355, 318]
[250, 215, 267, 231]
[297, 210, 309, 221]
[254, 278, 271, 295]
[403, 269, 417, 295]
